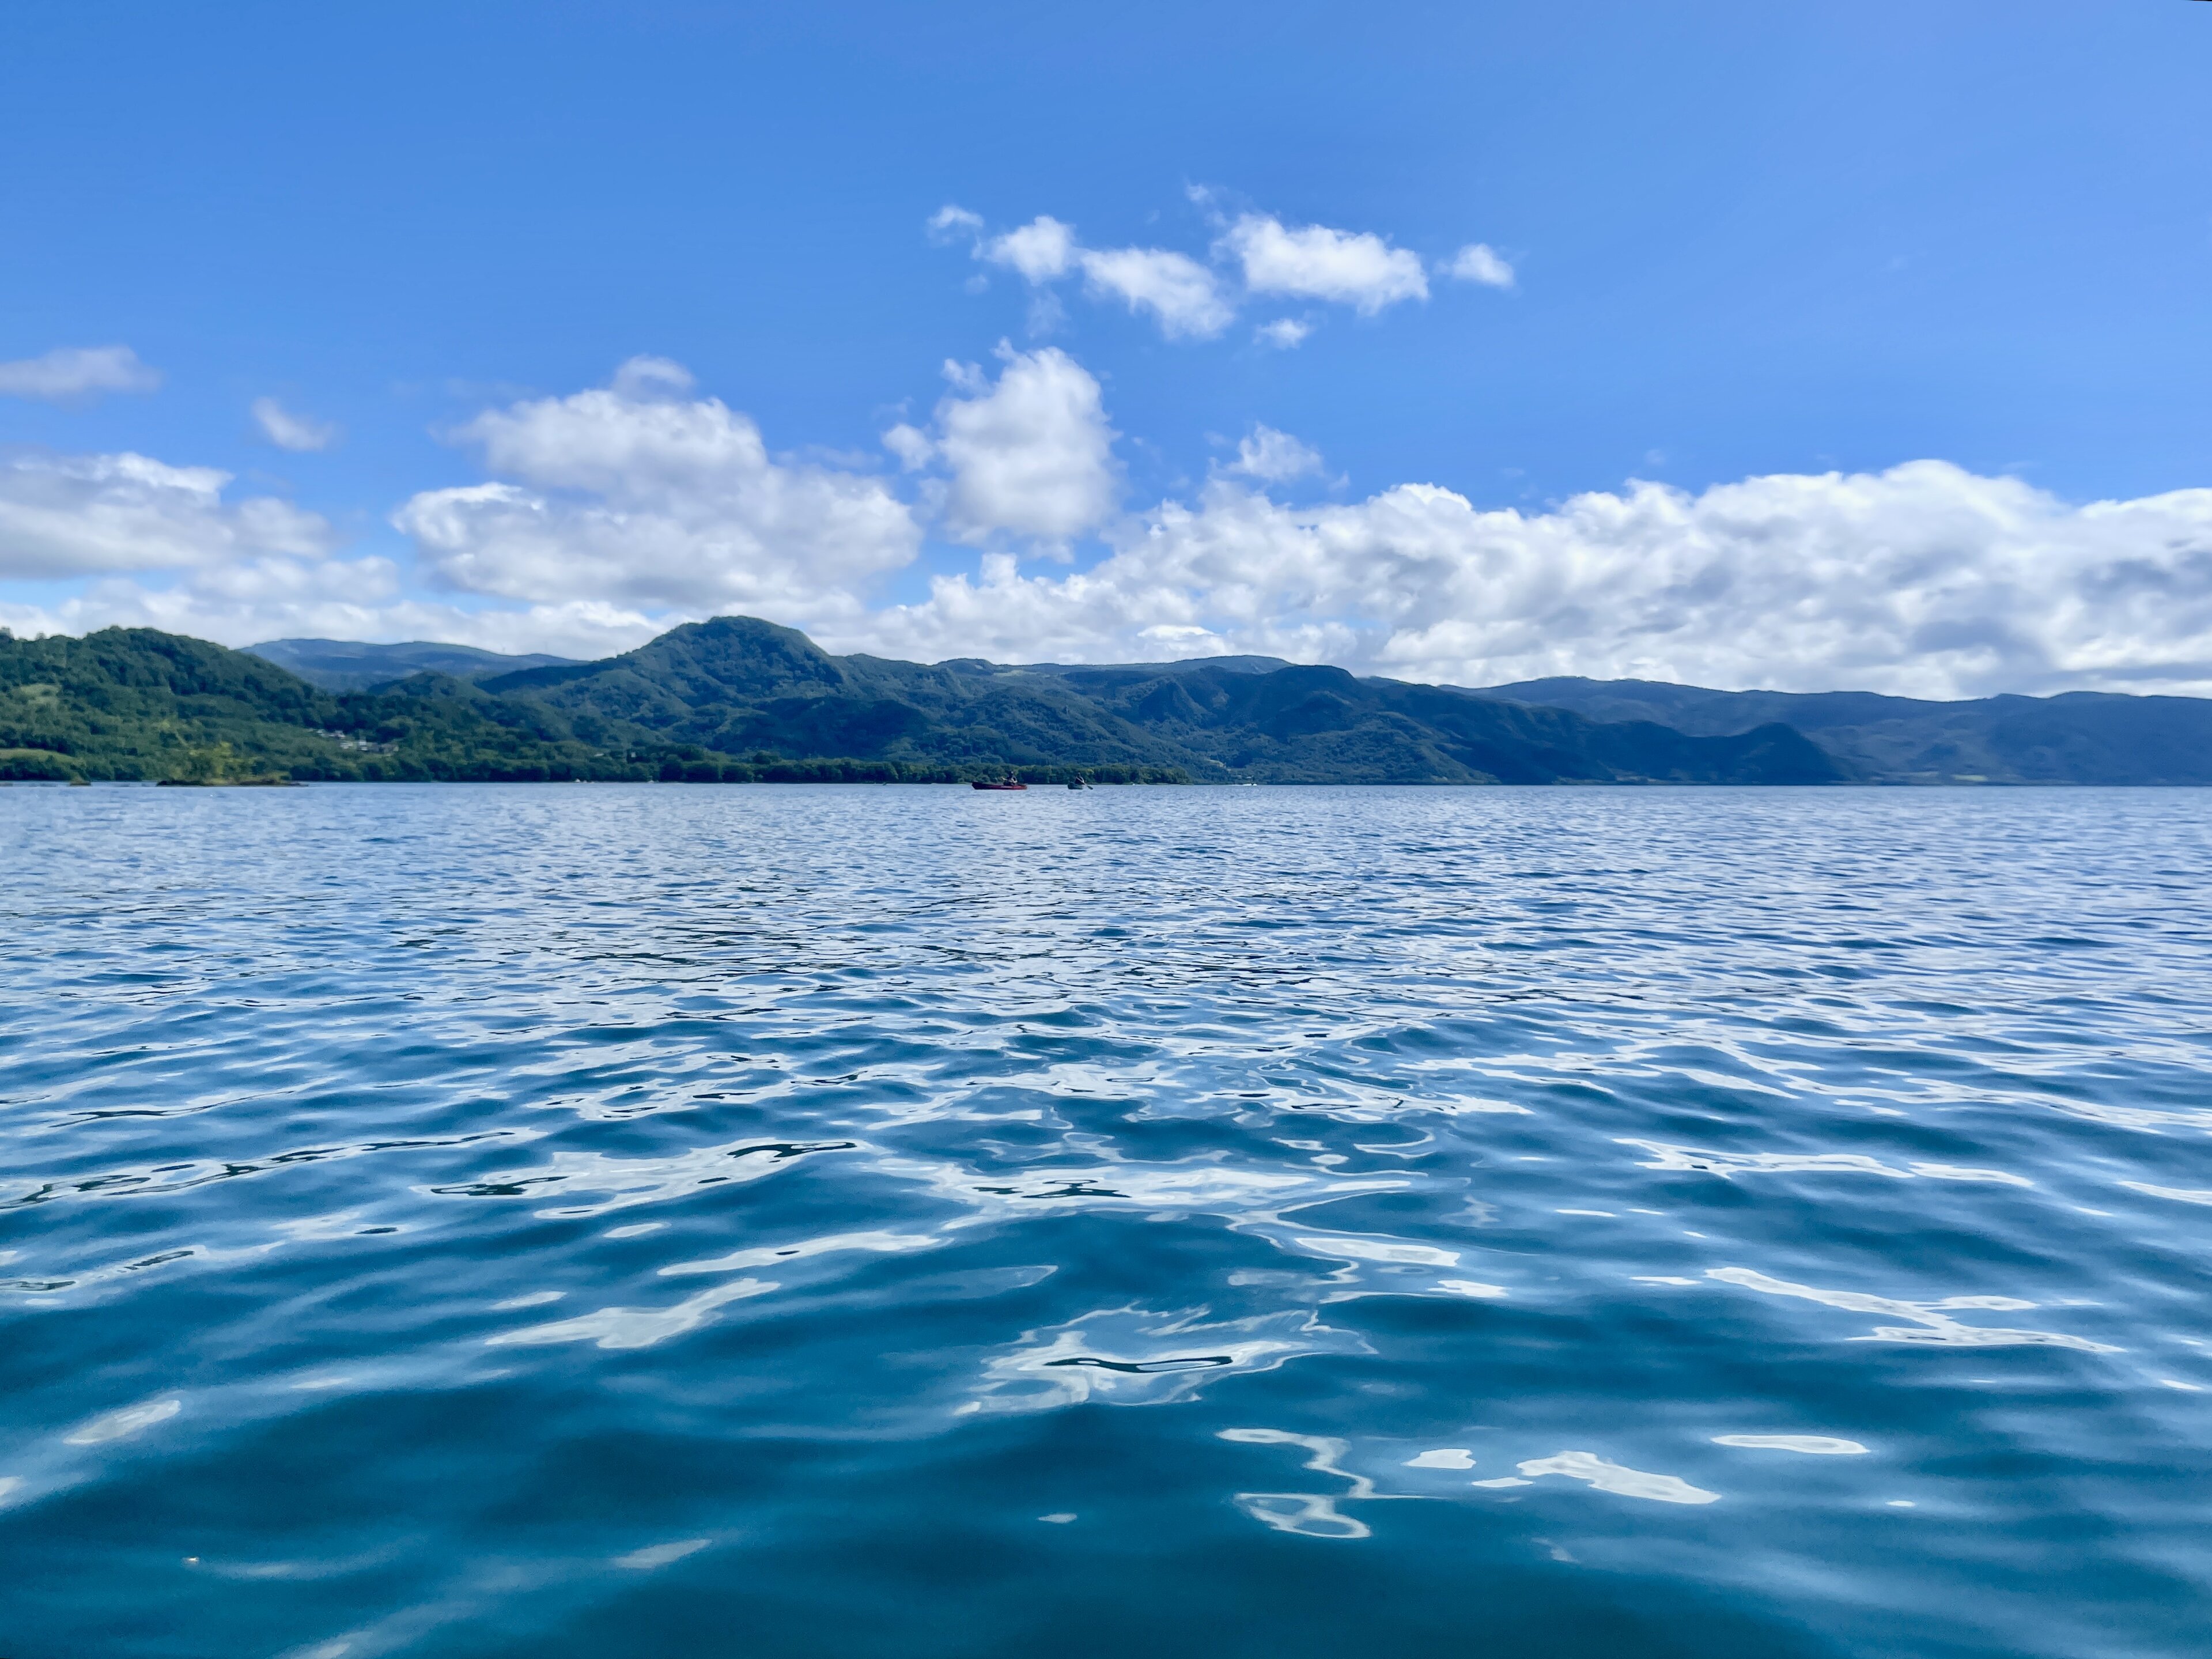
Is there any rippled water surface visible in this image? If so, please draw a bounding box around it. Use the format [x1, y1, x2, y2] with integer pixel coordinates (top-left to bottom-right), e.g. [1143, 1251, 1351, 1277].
[6, 783, 2212, 1659]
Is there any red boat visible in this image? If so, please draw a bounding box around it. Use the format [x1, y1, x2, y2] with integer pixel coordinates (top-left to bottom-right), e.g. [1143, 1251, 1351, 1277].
[971, 776, 1028, 791]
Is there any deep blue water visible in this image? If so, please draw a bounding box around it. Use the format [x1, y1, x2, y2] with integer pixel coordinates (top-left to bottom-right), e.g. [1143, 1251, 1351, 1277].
[5, 783, 2211, 1659]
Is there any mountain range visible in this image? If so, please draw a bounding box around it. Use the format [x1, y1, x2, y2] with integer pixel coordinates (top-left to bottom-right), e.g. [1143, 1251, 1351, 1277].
[1478, 677, 2212, 786]
[1, 617, 2204, 785]
[246, 637, 577, 690]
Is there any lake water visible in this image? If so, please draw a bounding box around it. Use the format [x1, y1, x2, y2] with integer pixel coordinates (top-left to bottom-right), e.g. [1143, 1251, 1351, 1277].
[5, 783, 2210, 1659]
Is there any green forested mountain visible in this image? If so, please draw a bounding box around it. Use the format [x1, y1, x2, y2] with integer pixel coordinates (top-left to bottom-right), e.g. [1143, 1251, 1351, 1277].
[1476, 677, 2212, 785]
[6, 617, 2207, 785]
[475, 616, 1840, 784]
[977, 658, 1837, 783]
[0, 628, 646, 783]
[0, 622, 1187, 784]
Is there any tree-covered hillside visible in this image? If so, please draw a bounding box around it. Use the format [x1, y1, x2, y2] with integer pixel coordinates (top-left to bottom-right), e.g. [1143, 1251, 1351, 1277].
[1030, 659, 1839, 784]
[479, 615, 1844, 784]
[0, 625, 1186, 784]
[479, 617, 1208, 776]
[1476, 677, 2212, 785]
[0, 628, 642, 782]
[15, 617, 2206, 787]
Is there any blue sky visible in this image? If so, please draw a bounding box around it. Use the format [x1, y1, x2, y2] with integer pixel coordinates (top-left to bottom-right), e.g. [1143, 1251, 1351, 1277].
[3, 1, 2210, 695]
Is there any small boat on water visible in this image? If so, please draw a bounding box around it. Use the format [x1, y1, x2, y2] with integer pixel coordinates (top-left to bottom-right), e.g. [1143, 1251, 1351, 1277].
[971, 775, 1028, 791]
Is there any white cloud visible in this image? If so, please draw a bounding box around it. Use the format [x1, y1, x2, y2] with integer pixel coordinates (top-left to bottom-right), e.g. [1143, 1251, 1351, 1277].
[948, 205, 1451, 339]
[978, 218, 1228, 338]
[1224, 425, 1322, 483]
[0, 450, 332, 579]
[823, 462, 2212, 699]
[927, 204, 985, 241]
[251, 396, 341, 452]
[0, 345, 162, 403]
[1220, 215, 1428, 314]
[984, 216, 1077, 282]
[609, 355, 695, 399]
[0, 439, 652, 656]
[392, 357, 920, 616]
[0, 562, 660, 660]
[18, 351, 2211, 701]
[931, 346, 1118, 545]
[1444, 243, 1515, 289]
[1076, 247, 1233, 339]
[882, 422, 935, 471]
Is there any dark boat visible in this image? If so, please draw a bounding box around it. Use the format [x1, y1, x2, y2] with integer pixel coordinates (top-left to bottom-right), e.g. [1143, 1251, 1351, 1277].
[971, 777, 1028, 791]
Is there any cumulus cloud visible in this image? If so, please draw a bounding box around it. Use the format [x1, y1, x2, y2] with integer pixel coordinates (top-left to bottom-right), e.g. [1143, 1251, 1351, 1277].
[984, 216, 1077, 282]
[18, 350, 2208, 703]
[1223, 425, 1322, 483]
[391, 357, 920, 618]
[1219, 215, 1428, 313]
[1443, 243, 1514, 288]
[0, 561, 660, 660]
[881, 421, 935, 471]
[978, 216, 1228, 338]
[954, 207, 1440, 341]
[0, 345, 162, 403]
[0, 451, 332, 579]
[251, 396, 341, 452]
[1076, 246, 1233, 339]
[0, 444, 652, 655]
[931, 346, 1118, 545]
[823, 463, 2212, 700]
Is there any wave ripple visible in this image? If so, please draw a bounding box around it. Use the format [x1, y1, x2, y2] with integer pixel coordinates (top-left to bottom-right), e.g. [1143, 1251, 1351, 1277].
[5, 784, 2210, 1658]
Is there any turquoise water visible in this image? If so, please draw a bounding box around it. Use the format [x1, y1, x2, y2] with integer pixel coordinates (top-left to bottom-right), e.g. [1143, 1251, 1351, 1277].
[5, 784, 2210, 1659]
